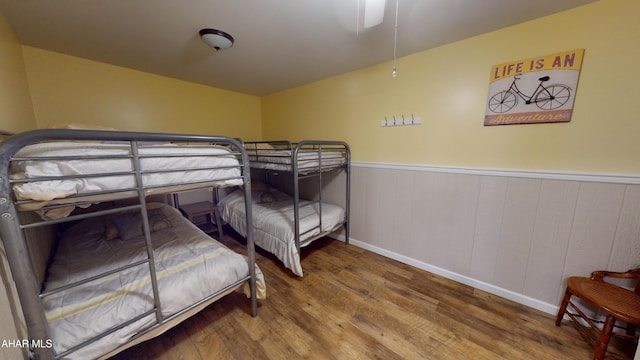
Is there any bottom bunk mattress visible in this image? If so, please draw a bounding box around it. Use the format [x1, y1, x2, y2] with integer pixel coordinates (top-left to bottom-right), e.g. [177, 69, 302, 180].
[41, 202, 266, 359]
[219, 185, 345, 277]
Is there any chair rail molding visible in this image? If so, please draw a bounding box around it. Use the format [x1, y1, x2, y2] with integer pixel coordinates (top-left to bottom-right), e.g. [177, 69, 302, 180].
[352, 161, 640, 185]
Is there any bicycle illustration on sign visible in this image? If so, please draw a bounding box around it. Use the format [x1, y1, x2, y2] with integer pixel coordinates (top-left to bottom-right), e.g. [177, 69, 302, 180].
[487, 74, 572, 114]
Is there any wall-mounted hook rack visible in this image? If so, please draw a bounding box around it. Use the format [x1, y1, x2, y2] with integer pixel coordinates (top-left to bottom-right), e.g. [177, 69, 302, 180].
[380, 113, 422, 127]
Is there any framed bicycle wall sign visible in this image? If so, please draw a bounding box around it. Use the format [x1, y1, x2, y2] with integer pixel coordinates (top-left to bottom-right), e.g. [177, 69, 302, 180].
[484, 49, 584, 126]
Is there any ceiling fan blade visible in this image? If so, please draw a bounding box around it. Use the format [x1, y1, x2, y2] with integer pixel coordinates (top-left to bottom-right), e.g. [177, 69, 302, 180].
[364, 0, 386, 28]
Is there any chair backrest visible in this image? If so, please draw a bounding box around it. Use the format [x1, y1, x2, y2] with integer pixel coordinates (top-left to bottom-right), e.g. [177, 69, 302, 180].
[591, 268, 640, 295]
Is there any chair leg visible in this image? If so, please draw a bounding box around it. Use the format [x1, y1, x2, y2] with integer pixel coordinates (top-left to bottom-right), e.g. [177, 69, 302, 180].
[594, 315, 616, 360]
[556, 287, 572, 326]
[626, 323, 636, 337]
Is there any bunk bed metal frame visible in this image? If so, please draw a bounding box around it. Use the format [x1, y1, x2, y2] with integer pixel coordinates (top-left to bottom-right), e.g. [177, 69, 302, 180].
[0, 129, 257, 359]
[244, 140, 350, 255]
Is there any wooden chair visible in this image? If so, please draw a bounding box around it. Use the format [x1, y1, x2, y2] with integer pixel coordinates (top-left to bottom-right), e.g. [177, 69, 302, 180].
[555, 268, 640, 360]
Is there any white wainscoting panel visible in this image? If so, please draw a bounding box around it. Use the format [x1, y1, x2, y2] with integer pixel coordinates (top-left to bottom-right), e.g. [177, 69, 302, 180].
[612, 185, 640, 270]
[523, 179, 579, 305]
[467, 176, 503, 284]
[346, 162, 640, 314]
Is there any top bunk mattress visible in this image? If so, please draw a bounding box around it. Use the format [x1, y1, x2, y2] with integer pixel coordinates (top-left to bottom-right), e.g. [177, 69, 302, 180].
[7, 139, 244, 218]
[248, 150, 346, 173]
[245, 140, 349, 174]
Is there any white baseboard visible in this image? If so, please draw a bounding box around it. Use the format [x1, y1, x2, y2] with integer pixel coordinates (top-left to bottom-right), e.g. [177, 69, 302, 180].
[331, 234, 560, 316]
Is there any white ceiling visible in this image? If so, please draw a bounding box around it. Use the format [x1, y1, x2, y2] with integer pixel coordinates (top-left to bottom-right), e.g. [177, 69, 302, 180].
[0, 0, 596, 96]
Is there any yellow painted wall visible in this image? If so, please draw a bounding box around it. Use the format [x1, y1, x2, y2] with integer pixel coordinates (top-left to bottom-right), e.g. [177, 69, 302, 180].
[0, 12, 33, 360]
[0, 12, 36, 133]
[262, 0, 640, 174]
[22, 47, 262, 140]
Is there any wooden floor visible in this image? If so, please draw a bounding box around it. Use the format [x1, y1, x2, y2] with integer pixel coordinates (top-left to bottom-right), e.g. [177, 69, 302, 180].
[112, 230, 637, 360]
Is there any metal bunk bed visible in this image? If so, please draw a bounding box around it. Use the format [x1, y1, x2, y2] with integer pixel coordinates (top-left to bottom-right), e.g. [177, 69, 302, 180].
[0, 129, 261, 359]
[219, 140, 350, 277]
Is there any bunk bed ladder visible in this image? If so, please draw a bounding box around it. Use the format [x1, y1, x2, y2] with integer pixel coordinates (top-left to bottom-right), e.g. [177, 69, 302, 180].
[240, 146, 258, 318]
[344, 142, 351, 245]
[130, 141, 164, 325]
[292, 141, 351, 253]
[0, 132, 55, 359]
[0, 200, 52, 359]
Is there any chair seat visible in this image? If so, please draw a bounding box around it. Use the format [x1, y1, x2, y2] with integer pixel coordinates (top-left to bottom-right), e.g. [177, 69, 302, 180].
[557, 269, 640, 360]
[568, 277, 640, 325]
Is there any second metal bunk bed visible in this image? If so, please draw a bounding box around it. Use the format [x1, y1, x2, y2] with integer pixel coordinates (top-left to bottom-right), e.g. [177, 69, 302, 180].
[219, 140, 350, 276]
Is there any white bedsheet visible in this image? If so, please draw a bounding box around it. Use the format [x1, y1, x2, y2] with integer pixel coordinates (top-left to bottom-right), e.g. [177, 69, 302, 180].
[219, 187, 345, 277]
[43, 203, 265, 359]
[10, 141, 243, 217]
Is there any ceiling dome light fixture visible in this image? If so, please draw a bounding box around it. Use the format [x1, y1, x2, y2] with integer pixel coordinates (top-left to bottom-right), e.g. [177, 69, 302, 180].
[199, 28, 234, 51]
